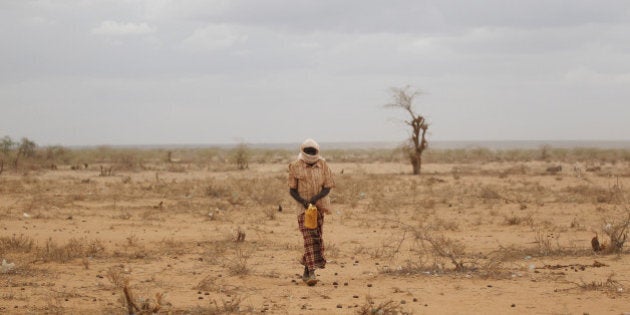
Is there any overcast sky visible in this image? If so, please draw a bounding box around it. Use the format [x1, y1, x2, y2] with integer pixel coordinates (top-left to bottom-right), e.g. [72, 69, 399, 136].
[1, 0, 629, 146]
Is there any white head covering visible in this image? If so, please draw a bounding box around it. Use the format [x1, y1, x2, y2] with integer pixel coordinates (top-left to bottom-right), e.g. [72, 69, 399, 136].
[298, 138, 322, 164]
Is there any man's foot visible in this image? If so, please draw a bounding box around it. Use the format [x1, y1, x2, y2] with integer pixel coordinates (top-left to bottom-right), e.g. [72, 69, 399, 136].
[306, 271, 318, 286]
[302, 266, 309, 283]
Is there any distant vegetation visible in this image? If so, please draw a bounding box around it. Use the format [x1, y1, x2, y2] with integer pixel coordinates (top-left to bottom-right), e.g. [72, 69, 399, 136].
[1, 135, 630, 175]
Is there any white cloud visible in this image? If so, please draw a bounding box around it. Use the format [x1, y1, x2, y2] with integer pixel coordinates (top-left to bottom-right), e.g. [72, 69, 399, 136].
[91, 20, 155, 36]
[181, 24, 247, 51]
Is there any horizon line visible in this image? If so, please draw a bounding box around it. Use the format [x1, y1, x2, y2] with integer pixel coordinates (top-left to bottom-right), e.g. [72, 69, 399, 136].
[60, 139, 630, 150]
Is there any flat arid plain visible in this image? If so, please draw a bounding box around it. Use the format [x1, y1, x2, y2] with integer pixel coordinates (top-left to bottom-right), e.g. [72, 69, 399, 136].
[1, 146, 630, 314]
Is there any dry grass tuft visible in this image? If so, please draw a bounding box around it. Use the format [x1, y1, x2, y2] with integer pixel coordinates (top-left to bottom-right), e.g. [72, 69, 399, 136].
[355, 297, 410, 315]
[107, 265, 165, 314]
[190, 296, 252, 315]
[225, 248, 251, 276]
[38, 237, 105, 263]
[0, 234, 35, 254]
[572, 273, 625, 296]
[601, 213, 629, 254]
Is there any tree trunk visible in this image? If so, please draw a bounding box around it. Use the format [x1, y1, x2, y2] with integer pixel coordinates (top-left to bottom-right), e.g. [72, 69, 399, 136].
[411, 154, 421, 175]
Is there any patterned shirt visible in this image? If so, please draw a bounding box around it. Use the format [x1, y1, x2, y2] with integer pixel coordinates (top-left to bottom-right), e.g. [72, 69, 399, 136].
[288, 159, 335, 214]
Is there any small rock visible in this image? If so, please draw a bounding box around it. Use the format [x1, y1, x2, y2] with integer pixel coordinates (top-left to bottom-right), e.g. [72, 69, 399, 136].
[367, 284, 372, 287]
[337, 304, 343, 309]
[344, 282, 348, 286]
[332, 281, 338, 285]
[511, 304, 516, 307]
[413, 298, 418, 302]
[198, 297, 203, 300]
[353, 295, 359, 298]
[400, 300, 406, 304]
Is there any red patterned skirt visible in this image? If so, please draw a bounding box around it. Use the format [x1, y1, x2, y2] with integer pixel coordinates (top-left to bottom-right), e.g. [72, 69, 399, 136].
[297, 211, 326, 271]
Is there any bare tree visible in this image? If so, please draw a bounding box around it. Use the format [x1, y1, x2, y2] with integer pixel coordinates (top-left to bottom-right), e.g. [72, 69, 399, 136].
[14, 137, 36, 170]
[385, 86, 429, 175]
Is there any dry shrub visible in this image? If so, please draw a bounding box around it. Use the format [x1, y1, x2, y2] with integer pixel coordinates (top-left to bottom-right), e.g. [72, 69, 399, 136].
[333, 175, 363, 208]
[601, 213, 629, 254]
[562, 185, 611, 203]
[499, 164, 530, 177]
[535, 230, 561, 256]
[38, 237, 105, 263]
[0, 234, 35, 254]
[190, 296, 251, 315]
[194, 275, 239, 295]
[160, 237, 187, 255]
[430, 217, 458, 231]
[356, 232, 406, 260]
[205, 177, 284, 207]
[479, 186, 502, 200]
[503, 213, 534, 226]
[44, 292, 65, 315]
[107, 265, 165, 315]
[415, 231, 469, 271]
[572, 273, 624, 296]
[356, 297, 410, 315]
[598, 178, 630, 253]
[203, 240, 231, 265]
[205, 180, 232, 199]
[225, 248, 251, 276]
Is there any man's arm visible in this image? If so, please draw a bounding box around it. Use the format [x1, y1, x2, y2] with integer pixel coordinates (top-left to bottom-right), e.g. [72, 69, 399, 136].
[309, 187, 331, 205]
[290, 188, 309, 209]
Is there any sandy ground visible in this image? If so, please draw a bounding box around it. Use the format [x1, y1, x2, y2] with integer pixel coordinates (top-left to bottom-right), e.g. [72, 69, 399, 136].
[1, 161, 630, 314]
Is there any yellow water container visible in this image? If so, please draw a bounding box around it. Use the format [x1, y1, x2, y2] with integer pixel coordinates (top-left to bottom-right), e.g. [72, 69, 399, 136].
[304, 204, 318, 229]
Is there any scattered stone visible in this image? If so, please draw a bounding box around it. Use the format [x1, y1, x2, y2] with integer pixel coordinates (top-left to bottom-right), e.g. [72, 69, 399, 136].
[344, 282, 348, 286]
[353, 295, 359, 298]
[336, 304, 343, 309]
[332, 281, 338, 285]
[413, 298, 418, 302]
[511, 304, 516, 307]
[487, 285, 492, 288]
[367, 284, 372, 287]
[198, 297, 203, 300]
